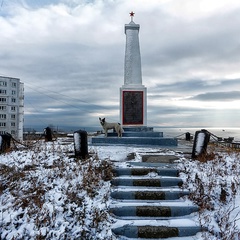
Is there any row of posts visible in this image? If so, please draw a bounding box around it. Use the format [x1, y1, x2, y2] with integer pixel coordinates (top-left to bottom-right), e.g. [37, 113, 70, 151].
[73, 128, 209, 158]
[45, 128, 88, 159]
[56, 129, 209, 160]
[0, 129, 89, 159]
[45, 127, 88, 159]
[0, 128, 209, 160]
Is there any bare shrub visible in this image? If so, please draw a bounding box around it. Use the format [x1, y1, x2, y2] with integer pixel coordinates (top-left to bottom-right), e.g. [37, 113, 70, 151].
[179, 145, 240, 239]
[0, 140, 113, 240]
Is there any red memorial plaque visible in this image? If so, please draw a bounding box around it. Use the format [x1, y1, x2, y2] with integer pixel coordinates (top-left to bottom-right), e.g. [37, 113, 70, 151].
[122, 91, 143, 125]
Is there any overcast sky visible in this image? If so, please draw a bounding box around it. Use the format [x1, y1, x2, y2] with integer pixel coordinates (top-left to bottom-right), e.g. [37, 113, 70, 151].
[1, 0, 240, 130]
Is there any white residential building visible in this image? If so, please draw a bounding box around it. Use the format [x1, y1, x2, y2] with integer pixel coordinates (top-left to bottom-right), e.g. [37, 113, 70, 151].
[0, 76, 24, 140]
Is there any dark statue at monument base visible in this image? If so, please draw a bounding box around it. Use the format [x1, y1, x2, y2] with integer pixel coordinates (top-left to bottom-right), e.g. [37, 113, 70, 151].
[122, 91, 143, 125]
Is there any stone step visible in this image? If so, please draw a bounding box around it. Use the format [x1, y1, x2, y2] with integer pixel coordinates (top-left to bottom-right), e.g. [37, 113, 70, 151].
[113, 168, 179, 177]
[111, 176, 183, 187]
[142, 154, 179, 163]
[123, 126, 154, 132]
[111, 189, 189, 200]
[91, 136, 178, 146]
[112, 221, 203, 239]
[128, 161, 178, 167]
[110, 205, 199, 218]
[107, 131, 163, 138]
[110, 199, 192, 204]
[112, 226, 201, 238]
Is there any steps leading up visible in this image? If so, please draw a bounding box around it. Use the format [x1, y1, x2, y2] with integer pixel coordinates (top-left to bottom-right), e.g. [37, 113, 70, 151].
[110, 159, 203, 239]
[91, 126, 178, 146]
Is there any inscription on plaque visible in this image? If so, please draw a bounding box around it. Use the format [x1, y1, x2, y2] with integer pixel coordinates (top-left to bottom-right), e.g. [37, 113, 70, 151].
[123, 91, 143, 125]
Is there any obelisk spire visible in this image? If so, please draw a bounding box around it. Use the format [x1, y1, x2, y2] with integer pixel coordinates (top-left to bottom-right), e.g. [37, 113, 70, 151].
[124, 12, 142, 86]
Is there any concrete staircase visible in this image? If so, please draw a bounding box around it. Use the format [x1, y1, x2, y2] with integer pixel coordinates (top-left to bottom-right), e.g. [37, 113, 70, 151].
[91, 127, 178, 146]
[110, 155, 203, 239]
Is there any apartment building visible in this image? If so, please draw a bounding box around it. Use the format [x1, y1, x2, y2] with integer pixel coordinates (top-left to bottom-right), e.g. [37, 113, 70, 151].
[0, 76, 24, 140]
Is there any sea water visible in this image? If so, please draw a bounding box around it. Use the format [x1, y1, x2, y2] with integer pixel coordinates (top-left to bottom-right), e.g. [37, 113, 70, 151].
[47, 125, 240, 142]
[82, 126, 240, 141]
[156, 127, 240, 141]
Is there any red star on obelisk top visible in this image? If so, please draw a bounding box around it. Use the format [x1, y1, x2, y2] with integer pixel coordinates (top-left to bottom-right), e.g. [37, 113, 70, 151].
[129, 11, 135, 21]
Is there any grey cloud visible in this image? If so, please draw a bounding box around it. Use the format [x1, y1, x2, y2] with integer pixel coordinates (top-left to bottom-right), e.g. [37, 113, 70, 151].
[147, 105, 239, 128]
[141, 7, 240, 85]
[188, 91, 240, 101]
[2, 1, 240, 129]
[148, 105, 206, 115]
[148, 78, 240, 98]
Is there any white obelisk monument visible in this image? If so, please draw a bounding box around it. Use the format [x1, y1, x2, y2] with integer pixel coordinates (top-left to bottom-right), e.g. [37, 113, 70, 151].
[120, 12, 147, 127]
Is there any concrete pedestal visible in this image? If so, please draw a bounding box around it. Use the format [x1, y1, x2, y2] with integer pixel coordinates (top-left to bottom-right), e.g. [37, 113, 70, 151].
[91, 127, 177, 146]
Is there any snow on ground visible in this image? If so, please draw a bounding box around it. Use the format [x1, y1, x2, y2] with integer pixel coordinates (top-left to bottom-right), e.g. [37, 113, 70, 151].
[0, 139, 113, 240]
[0, 138, 240, 239]
[178, 146, 240, 240]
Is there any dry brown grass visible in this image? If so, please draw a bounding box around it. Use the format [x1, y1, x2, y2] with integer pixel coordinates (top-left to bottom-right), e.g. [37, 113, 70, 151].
[0, 141, 114, 240]
[181, 145, 240, 239]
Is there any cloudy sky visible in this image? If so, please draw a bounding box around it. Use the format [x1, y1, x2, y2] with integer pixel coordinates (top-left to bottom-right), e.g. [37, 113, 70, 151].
[1, 0, 240, 130]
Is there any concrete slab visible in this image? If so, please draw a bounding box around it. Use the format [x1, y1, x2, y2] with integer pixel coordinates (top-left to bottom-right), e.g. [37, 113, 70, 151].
[107, 131, 163, 137]
[110, 205, 199, 218]
[112, 167, 179, 177]
[91, 136, 178, 146]
[142, 155, 179, 163]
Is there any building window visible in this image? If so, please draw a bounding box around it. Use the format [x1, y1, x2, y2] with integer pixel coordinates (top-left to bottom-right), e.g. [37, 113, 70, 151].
[0, 81, 7, 87]
[0, 89, 7, 94]
[0, 131, 5, 134]
[12, 90, 16, 95]
[11, 130, 15, 135]
[0, 122, 6, 127]
[0, 106, 6, 111]
[11, 82, 17, 88]
[11, 98, 16, 103]
[11, 122, 15, 127]
[11, 106, 16, 111]
[0, 114, 6, 119]
[0, 98, 6, 102]
[11, 114, 15, 119]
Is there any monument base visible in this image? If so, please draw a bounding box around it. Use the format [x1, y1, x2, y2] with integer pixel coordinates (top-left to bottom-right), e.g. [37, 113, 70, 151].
[120, 87, 147, 126]
[91, 127, 177, 146]
[123, 126, 153, 132]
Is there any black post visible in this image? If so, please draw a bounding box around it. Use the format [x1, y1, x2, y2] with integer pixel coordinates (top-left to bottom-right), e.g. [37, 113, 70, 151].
[74, 130, 88, 159]
[44, 127, 52, 142]
[191, 129, 210, 158]
[0, 133, 12, 153]
[185, 132, 191, 141]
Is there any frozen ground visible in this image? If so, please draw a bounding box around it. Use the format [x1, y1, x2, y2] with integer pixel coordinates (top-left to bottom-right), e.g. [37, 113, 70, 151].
[0, 138, 240, 239]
